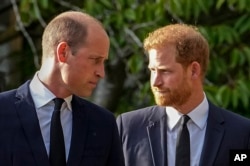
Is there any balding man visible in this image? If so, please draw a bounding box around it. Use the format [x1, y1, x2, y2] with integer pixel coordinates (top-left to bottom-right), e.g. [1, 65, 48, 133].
[0, 11, 125, 166]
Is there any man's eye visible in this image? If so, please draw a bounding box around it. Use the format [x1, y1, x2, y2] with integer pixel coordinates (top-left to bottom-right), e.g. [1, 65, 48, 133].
[149, 68, 155, 72]
[90, 58, 102, 64]
[96, 58, 103, 64]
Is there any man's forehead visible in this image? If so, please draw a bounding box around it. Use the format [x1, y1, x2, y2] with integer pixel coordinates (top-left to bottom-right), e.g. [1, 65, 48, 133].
[148, 49, 158, 56]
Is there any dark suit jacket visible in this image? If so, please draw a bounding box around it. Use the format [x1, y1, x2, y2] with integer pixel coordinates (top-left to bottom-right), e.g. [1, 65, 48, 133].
[117, 103, 250, 166]
[0, 81, 125, 166]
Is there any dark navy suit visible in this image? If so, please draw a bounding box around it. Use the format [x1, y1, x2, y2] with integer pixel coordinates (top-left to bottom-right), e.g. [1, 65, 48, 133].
[0, 81, 124, 166]
[117, 103, 250, 166]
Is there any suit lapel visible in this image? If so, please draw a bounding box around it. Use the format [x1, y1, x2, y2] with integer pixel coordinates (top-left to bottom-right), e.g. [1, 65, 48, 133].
[15, 81, 50, 166]
[146, 106, 168, 166]
[67, 96, 88, 166]
[199, 103, 225, 166]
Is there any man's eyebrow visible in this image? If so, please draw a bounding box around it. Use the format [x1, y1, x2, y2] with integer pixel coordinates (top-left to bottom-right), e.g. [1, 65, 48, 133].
[148, 65, 152, 69]
[89, 55, 108, 61]
[89, 55, 105, 58]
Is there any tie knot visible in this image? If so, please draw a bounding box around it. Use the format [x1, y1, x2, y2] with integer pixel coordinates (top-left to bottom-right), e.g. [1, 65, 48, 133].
[181, 115, 190, 126]
[53, 98, 64, 111]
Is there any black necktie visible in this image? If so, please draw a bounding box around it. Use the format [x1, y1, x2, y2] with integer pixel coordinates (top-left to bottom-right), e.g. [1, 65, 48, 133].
[49, 98, 66, 166]
[175, 115, 190, 166]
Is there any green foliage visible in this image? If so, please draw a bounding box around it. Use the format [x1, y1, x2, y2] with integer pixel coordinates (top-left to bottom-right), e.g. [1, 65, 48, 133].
[9, 0, 250, 116]
[19, 0, 34, 24]
[167, 0, 212, 20]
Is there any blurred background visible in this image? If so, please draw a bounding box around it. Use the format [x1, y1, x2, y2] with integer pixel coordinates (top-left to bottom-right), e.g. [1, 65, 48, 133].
[0, 0, 249, 117]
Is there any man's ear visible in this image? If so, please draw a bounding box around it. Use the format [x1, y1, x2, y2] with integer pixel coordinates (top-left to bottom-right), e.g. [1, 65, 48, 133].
[190, 61, 201, 79]
[56, 42, 68, 62]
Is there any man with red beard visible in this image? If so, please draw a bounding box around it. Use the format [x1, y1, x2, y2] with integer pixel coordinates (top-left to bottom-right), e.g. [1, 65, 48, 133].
[116, 24, 250, 166]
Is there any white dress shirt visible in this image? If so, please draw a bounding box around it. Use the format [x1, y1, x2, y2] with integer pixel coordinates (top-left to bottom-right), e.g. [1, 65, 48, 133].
[166, 95, 209, 166]
[29, 72, 72, 160]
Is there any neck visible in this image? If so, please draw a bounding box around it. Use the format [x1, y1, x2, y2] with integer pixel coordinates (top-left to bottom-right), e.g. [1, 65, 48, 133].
[38, 61, 70, 98]
[176, 90, 204, 114]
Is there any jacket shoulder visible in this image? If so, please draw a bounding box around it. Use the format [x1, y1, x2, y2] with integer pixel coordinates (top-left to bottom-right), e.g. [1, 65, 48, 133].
[122, 105, 162, 117]
[117, 105, 165, 126]
[72, 95, 115, 119]
[209, 102, 250, 125]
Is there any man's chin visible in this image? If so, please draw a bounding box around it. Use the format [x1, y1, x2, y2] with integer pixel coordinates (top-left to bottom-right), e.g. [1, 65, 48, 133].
[154, 96, 169, 106]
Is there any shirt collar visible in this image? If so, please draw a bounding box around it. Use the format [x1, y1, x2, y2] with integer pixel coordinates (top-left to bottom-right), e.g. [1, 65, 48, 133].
[29, 72, 72, 111]
[188, 95, 209, 129]
[166, 94, 209, 130]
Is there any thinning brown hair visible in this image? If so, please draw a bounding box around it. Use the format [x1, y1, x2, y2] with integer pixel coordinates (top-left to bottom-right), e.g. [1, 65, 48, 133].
[143, 24, 209, 78]
[42, 11, 102, 60]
